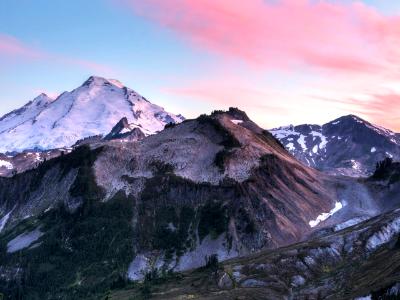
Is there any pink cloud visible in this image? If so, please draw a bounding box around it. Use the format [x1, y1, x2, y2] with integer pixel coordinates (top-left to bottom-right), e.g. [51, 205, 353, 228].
[0, 34, 43, 59]
[121, 0, 400, 73]
[0, 34, 112, 73]
[311, 92, 400, 131]
[349, 93, 400, 131]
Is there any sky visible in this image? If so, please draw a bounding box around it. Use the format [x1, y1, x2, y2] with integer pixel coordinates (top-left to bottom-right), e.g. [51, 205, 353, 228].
[0, 0, 399, 131]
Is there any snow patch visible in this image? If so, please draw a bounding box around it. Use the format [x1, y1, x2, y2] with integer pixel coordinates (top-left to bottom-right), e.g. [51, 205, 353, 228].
[386, 152, 394, 158]
[355, 296, 371, 300]
[371, 147, 376, 153]
[334, 216, 369, 232]
[0, 209, 14, 233]
[230, 119, 243, 125]
[270, 126, 299, 139]
[387, 283, 400, 297]
[297, 135, 307, 152]
[366, 217, 400, 251]
[311, 131, 328, 150]
[127, 254, 150, 281]
[176, 235, 239, 272]
[309, 202, 343, 228]
[0, 160, 13, 170]
[351, 160, 361, 171]
[7, 228, 44, 253]
[287, 143, 295, 151]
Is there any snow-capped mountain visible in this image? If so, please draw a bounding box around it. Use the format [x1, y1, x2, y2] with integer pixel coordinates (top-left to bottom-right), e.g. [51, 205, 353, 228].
[270, 115, 400, 176]
[0, 76, 184, 153]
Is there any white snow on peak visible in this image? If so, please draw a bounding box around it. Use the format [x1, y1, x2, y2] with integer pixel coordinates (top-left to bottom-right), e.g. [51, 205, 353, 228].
[0, 76, 183, 152]
[108, 79, 125, 88]
[311, 131, 327, 150]
[269, 125, 298, 139]
[309, 202, 343, 228]
[353, 116, 364, 124]
[287, 142, 295, 151]
[297, 135, 307, 152]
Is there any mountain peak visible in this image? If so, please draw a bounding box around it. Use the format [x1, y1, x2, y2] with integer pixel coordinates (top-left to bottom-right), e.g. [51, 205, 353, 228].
[226, 107, 250, 121]
[0, 77, 183, 152]
[81, 76, 125, 89]
[332, 114, 367, 125]
[31, 93, 53, 106]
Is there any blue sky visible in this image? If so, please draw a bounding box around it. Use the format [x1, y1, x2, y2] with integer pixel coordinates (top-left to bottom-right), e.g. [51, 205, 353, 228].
[0, 0, 216, 116]
[0, 0, 399, 130]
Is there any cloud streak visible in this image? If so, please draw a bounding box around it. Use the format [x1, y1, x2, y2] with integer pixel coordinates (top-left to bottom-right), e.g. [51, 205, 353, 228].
[119, 0, 400, 130]
[122, 0, 400, 74]
[0, 34, 112, 73]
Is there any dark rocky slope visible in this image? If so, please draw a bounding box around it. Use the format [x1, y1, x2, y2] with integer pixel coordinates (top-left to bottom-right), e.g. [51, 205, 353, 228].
[0, 109, 338, 299]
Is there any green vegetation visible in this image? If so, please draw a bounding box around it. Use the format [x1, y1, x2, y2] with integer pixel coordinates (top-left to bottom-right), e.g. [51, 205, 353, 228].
[20, 145, 102, 191]
[372, 157, 400, 184]
[151, 205, 195, 259]
[198, 201, 229, 241]
[0, 184, 134, 300]
[214, 149, 230, 171]
[197, 114, 240, 149]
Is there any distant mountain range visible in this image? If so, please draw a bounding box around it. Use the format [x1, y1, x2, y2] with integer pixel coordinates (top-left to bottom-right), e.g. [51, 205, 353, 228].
[0, 76, 183, 153]
[0, 76, 398, 179]
[270, 115, 400, 176]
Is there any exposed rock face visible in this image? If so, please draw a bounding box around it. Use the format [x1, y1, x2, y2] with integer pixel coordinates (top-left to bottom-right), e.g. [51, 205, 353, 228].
[0, 148, 72, 177]
[106, 207, 400, 300]
[94, 108, 337, 277]
[104, 117, 146, 141]
[0, 109, 338, 298]
[270, 115, 400, 177]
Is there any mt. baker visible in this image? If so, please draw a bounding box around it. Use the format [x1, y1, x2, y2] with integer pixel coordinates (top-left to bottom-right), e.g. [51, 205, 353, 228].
[0, 76, 183, 153]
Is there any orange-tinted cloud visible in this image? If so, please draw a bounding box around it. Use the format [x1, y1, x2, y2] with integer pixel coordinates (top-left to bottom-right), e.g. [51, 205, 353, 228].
[121, 0, 400, 74]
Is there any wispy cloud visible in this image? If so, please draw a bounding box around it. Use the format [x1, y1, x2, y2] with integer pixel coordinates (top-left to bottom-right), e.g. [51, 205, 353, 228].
[347, 93, 400, 131]
[0, 33, 112, 73]
[0, 34, 42, 58]
[120, 0, 400, 74]
[118, 0, 400, 130]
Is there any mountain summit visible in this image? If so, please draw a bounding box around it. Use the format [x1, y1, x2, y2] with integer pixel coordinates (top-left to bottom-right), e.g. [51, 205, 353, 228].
[270, 115, 400, 176]
[0, 76, 183, 153]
